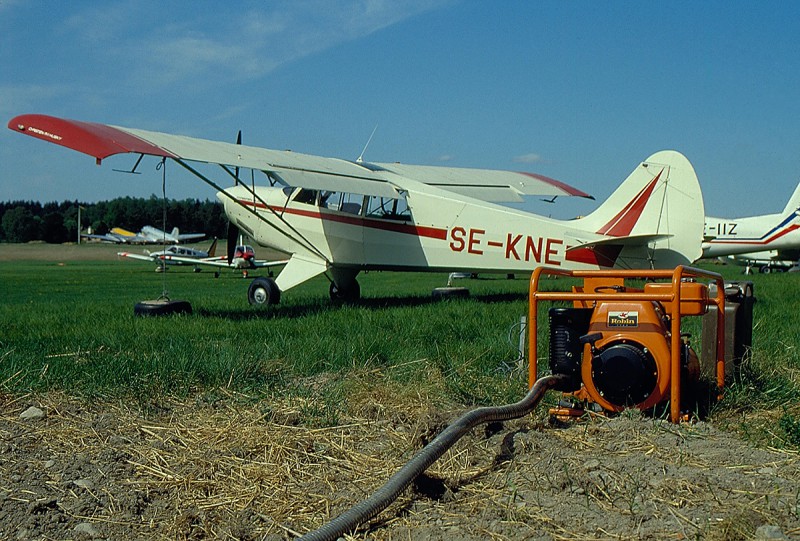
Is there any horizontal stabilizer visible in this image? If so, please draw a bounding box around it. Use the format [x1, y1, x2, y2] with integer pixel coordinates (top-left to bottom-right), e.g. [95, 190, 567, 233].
[567, 233, 674, 252]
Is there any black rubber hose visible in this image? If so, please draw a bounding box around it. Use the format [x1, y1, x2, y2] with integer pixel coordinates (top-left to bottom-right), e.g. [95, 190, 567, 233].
[297, 373, 568, 541]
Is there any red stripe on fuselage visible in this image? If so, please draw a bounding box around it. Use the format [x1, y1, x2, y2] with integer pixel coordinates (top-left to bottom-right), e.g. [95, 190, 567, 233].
[239, 200, 448, 240]
[708, 224, 800, 246]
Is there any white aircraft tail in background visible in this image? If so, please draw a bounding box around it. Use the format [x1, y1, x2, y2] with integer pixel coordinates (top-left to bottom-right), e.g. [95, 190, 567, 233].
[9, 114, 705, 305]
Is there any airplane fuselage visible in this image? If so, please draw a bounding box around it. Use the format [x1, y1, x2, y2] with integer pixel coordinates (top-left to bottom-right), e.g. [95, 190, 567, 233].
[703, 210, 800, 258]
[220, 177, 683, 280]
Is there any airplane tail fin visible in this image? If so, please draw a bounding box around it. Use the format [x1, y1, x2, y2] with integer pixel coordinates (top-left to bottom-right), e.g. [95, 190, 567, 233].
[171, 227, 180, 238]
[571, 150, 705, 268]
[782, 182, 800, 215]
[207, 237, 218, 258]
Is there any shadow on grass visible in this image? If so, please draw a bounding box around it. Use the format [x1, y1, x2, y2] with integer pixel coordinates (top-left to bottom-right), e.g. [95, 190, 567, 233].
[197, 290, 529, 321]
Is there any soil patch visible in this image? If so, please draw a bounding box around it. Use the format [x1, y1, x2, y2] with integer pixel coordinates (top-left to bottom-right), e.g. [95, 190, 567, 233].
[1, 392, 798, 540]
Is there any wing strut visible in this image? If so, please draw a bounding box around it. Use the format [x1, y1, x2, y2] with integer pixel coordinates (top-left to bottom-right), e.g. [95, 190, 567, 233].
[112, 153, 144, 174]
[171, 158, 330, 264]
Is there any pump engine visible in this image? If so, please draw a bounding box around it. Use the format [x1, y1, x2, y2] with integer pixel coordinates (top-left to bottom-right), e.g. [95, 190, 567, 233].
[528, 267, 731, 423]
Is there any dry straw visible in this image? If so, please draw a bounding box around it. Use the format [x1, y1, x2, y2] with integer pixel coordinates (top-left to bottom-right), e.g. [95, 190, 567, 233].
[2, 380, 799, 540]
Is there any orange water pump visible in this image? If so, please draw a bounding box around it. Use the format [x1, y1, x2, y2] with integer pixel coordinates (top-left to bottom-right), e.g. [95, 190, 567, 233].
[528, 266, 727, 423]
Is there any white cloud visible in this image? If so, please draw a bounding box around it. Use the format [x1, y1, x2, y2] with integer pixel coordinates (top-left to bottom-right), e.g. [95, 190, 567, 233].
[513, 152, 543, 164]
[98, 0, 453, 89]
[0, 84, 73, 118]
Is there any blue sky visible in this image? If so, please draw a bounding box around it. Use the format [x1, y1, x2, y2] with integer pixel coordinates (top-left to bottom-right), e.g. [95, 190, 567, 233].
[1, 0, 799, 219]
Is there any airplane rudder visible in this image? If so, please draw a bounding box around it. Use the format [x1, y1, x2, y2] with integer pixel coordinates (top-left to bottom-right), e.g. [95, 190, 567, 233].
[782, 182, 800, 214]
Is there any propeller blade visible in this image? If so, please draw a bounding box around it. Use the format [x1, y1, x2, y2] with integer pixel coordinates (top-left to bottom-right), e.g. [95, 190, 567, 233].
[227, 222, 239, 265]
[234, 130, 242, 184]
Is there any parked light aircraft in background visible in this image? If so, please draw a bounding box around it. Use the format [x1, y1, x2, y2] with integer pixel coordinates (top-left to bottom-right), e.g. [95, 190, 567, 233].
[118, 238, 219, 271]
[83, 225, 205, 244]
[10, 114, 705, 306]
[703, 182, 800, 273]
[720, 253, 795, 274]
[143, 242, 288, 276]
[118, 238, 285, 275]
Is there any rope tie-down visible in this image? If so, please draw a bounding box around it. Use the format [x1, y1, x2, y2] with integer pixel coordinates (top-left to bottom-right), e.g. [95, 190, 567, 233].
[298, 373, 569, 541]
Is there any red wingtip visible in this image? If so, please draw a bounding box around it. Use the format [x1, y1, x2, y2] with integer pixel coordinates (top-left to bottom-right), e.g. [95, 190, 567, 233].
[8, 114, 176, 161]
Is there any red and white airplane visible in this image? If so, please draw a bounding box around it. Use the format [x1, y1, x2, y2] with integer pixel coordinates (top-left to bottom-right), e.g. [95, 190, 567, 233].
[9, 114, 705, 305]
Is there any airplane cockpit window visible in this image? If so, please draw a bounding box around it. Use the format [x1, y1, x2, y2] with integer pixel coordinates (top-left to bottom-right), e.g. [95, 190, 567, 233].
[320, 191, 362, 215]
[293, 188, 318, 205]
[295, 188, 412, 221]
[364, 195, 412, 221]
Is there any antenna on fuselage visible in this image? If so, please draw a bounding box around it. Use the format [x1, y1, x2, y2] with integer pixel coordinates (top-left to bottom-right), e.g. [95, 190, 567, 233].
[356, 124, 379, 164]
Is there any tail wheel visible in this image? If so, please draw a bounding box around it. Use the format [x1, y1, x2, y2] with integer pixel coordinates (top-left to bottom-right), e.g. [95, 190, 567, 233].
[330, 280, 360, 303]
[248, 277, 281, 306]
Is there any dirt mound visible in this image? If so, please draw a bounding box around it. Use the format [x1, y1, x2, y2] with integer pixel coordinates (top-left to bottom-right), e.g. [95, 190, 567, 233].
[1, 392, 798, 540]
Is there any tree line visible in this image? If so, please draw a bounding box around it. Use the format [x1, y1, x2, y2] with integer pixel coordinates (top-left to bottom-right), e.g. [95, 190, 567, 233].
[0, 196, 228, 243]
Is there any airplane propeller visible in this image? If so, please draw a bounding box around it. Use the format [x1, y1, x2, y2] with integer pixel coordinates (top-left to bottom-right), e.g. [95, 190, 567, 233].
[228, 130, 243, 265]
[226, 220, 239, 264]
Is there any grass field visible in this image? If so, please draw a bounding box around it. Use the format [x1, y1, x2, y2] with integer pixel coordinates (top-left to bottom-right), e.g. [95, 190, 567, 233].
[2, 242, 800, 448]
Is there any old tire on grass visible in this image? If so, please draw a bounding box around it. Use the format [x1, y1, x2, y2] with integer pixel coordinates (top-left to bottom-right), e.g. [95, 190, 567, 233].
[431, 287, 469, 300]
[248, 277, 281, 306]
[134, 299, 193, 316]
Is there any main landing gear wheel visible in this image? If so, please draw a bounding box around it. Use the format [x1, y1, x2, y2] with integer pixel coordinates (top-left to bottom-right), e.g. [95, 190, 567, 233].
[330, 280, 360, 304]
[248, 277, 281, 306]
[134, 299, 193, 316]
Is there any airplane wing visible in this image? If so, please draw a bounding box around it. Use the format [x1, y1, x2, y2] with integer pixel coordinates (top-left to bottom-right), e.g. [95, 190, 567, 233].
[82, 233, 126, 243]
[175, 233, 207, 242]
[372, 163, 594, 202]
[117, 251, 156, 262]
[9, 114, 592, 202]
[158, 254, 289, 269]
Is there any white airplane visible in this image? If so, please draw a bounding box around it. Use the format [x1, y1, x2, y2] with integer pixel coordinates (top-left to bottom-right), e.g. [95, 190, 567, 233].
[154, 243, 288, 277]
[703, 182, 800, 272]
[721, 253, 795, 274]
[9, 114, 705, 305]
[118, 238, 220, 271]
[83, 225, 205, 244]
[119, 237, 287, 276]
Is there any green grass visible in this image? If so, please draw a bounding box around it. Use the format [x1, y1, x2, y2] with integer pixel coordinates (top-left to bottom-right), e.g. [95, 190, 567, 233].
[0, 260, 531, 401]
[2, 255, 800, 448]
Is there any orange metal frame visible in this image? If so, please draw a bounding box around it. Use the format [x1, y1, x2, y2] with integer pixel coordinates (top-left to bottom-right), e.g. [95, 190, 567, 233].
[528, 266, 726, 423]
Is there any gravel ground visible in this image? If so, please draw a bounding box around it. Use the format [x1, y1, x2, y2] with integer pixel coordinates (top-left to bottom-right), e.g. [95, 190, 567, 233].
[2, 392, 798, 541]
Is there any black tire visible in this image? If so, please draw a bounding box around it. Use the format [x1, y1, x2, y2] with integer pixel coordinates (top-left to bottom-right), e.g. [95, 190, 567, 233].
[760, 266, 771, 274]
[248, 277, 281, 306]
[330, 280, 360, 303]
[431, 287, 470, 300]
[134, 299, 193, 317]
